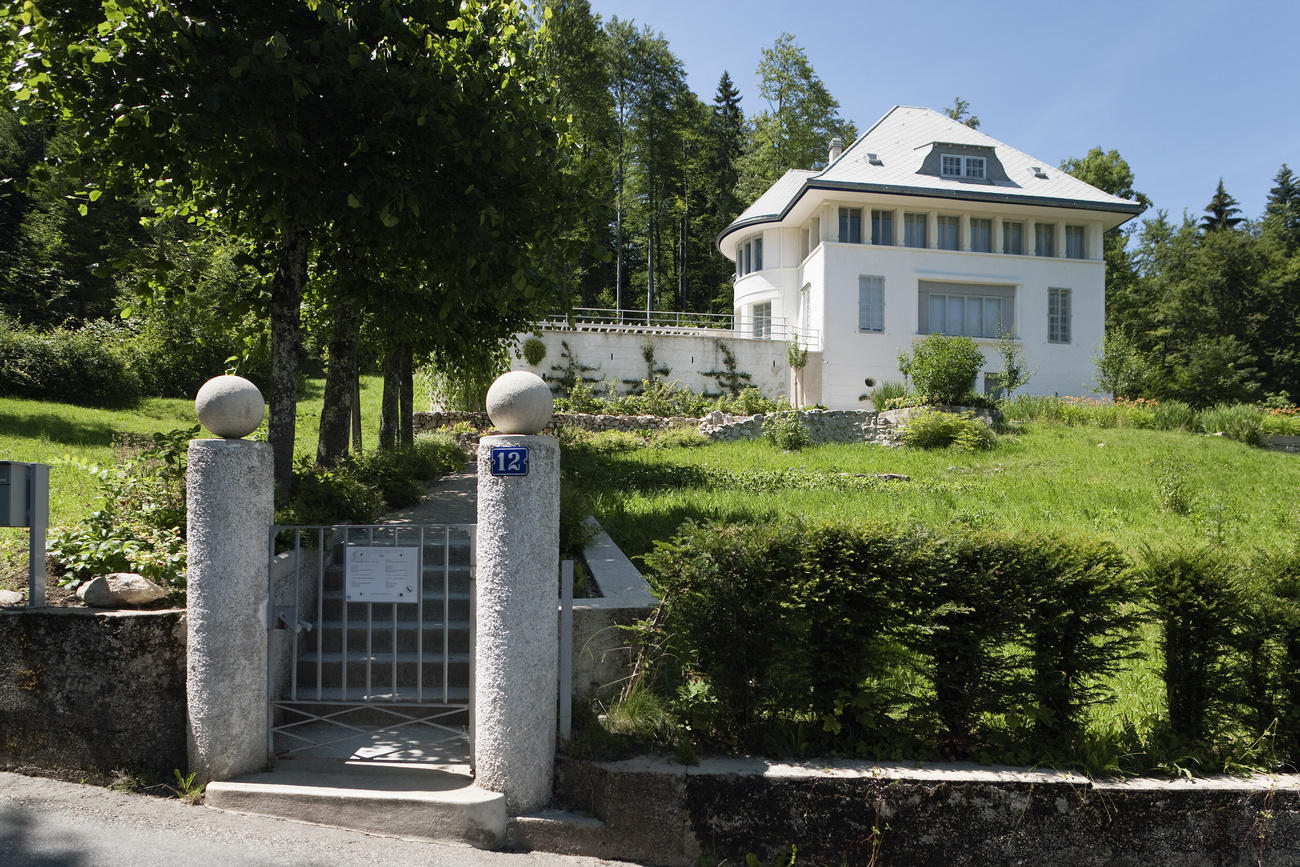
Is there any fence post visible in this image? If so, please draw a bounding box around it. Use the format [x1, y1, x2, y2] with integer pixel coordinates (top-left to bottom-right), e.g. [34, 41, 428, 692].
[186, 375, 273, 782]
[474, 371, 559, 813]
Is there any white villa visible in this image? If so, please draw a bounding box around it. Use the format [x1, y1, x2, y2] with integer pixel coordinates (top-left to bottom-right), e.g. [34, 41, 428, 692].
[717, 105, 1144, 408]
[515, 105, 1143, 410]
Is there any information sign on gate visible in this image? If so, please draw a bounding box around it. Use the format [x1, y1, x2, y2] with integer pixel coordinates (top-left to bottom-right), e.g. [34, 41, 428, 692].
[345, 546, 419, 603]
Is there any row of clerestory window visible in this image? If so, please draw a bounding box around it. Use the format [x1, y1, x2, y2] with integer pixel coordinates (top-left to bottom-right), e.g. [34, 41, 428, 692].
[837, 207, 1087, 258]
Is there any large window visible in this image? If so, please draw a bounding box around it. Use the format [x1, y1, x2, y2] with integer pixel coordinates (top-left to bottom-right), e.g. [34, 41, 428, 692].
[735, 235, 763, 277]
[752, 301, 772, 339]
[904, 213, 927, 248]
[838, 207, 862, 243]
[1035, 223, 1055, 257]
[919, 281, 1014, 338]
[871, 209, 894, 246]
[1065, 225, 1085, 259]
[859, 276, 884, 332]
[1003, 221, 1024, 255]
[937, 216, 959, 251]
[1048, 287, 1071, 343]
[970, 218, 992, 253]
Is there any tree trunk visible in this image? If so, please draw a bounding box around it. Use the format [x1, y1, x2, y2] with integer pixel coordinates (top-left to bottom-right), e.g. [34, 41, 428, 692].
[350, 372, 362, 454]
[400, 347, 414, 446]
[316, 297, 361, 466]
[379, 346, 401, 450]
[269, 223, 309, 502]
[646, 217, 655, 320]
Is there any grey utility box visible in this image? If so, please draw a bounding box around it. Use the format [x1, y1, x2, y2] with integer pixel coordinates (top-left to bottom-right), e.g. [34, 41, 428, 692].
[0, 461, 49, 528]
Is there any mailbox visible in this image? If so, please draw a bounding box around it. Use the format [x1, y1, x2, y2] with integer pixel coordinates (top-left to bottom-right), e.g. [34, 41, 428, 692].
[0, 461, 49, 528]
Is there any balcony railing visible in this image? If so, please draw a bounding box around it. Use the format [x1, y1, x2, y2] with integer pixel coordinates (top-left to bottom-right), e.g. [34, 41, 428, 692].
[539, 308, 821, 350]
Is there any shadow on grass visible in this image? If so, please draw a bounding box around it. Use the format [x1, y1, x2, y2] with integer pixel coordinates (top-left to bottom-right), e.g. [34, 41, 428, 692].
[0, 411, 120, 447]
[594, 499, 774, 565]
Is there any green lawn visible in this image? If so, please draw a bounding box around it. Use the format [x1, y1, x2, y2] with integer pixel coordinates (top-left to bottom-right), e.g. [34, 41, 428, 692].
[0, 376, 389, 575]
[568, 424, 1300, 563]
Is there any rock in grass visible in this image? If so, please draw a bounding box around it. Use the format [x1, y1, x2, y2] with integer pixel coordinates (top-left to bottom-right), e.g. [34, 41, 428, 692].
[0, 589, 22, 606]
[77, 573, 168, 608]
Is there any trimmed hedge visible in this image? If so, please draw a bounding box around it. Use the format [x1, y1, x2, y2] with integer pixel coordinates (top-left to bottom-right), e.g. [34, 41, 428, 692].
[640, 520, 1300, 771]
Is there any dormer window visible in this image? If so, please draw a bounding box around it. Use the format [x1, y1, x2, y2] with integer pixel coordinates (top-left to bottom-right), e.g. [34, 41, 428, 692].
[941, 153, 986, 180]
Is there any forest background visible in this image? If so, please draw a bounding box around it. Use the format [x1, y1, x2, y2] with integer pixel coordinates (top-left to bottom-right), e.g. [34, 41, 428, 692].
[2, 0, 1299, 483]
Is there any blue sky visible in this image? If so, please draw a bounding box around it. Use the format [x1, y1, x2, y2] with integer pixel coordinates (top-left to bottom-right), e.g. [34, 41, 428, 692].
[586, 0, 1299, 228]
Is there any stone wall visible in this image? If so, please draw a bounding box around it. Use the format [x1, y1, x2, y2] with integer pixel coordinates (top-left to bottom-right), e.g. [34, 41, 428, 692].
[414, 411, 699, 438]
[415, 409, 901, 446]
[0, 608, 187, 783]
[549, 755, 1300, 867]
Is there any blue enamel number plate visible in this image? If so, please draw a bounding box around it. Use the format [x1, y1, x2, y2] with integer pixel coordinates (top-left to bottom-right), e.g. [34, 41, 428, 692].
[488, 446, 529, 477]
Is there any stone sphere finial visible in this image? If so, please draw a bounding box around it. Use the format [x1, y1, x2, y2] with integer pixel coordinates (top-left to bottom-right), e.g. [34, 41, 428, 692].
[485, 370, 554, 434]
[195, 375, 265, 439]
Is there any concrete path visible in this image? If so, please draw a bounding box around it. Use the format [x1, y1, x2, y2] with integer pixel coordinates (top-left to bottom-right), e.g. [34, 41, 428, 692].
[0, 771, 637, 867]
[383, 463, 478, 526]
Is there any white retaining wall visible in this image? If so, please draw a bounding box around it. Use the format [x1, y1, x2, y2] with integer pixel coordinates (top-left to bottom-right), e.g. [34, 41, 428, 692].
[512, 330, 790, 400]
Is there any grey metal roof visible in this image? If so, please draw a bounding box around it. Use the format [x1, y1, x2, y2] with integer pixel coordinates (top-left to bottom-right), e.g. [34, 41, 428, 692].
[719, 106, 1145, 249]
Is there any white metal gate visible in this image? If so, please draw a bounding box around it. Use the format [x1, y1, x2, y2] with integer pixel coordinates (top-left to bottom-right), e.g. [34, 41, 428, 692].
[267, 524, 475, 764]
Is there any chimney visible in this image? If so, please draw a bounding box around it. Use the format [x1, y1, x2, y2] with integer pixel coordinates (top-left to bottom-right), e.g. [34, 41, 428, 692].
[828, 136, 844, 163]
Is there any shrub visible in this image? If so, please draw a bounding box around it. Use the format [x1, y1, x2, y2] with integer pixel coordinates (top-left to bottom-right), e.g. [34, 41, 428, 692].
[762, 412, 810, 451]
[898, 334, 983, 405]
[522, 337, 547, 367]
[47, 427, 195, 595]
[899, 410, 995, 451]
[0, 317, 142, 406]
[276, 458, 385, 526]
[867, 380, 908, 409]
[351, 434, 466, 509]
[651, 427, 710, 449]
[719, 386, 784, 417]
[1153, 399, 1196, 431]
[1196, 403, 1264, 446]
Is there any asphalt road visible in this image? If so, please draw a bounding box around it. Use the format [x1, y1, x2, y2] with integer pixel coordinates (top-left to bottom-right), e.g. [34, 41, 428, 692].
[0, 771, 639, 867]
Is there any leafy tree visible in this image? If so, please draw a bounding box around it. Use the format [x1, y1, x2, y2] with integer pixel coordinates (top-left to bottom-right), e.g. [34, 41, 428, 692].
[1200, 178, 1245, 232]
[9, 1, 577, 493]
[734, 33, 856, 206]
[1060, 147, 1149, 332]
[943, 97, 980, 129]
[539, 0, 616, 307]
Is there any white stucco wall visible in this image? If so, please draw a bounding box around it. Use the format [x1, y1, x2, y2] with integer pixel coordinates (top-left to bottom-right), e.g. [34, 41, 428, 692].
[807, 243, 1105, 409]
[512, 329, 790, 399]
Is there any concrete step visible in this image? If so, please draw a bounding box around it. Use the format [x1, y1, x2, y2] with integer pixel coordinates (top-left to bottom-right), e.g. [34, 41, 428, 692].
[206, 758, 505, 847]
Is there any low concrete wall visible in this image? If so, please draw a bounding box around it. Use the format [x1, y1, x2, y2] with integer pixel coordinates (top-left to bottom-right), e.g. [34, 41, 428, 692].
[571, 519, 658, 702]
[0, 607, 187, 783]
[553, 755, 1300, 866]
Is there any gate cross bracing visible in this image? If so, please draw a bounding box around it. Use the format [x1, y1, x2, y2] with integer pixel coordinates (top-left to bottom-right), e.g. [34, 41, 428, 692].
[267, 524, 475, 765]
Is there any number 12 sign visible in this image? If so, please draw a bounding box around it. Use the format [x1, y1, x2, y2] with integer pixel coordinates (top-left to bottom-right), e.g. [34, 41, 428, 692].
[489, 446, 529, 476]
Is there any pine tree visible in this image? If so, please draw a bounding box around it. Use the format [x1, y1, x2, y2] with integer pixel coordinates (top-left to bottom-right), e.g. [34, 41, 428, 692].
[1200, 178, 1244, 232]
[707, 71, 744, 226]
[1264, 163, 1300, 251]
